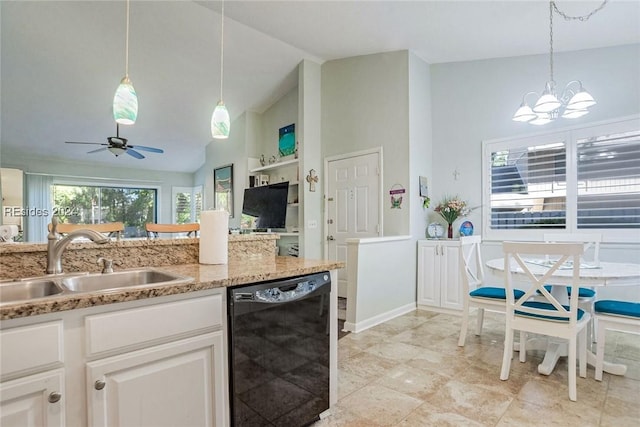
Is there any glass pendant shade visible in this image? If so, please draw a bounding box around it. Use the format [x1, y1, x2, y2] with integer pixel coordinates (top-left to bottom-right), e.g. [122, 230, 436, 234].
[113, 76, 138, 125]
[108, 146, 126, 156]
[512, 104, 537, 122]
[562, 108, 589, 119]
[533, 82, 561, 113]
[529, 113, 553, 126]
[567, 90, 596, 110]
[211, 101, 230, 139]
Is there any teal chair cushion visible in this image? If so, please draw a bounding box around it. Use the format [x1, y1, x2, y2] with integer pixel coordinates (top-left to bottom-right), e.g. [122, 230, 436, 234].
[536, 285, 596, 298]
[470, 287, 525, 300]
[516, 301, 585, 322]
[595, 300, 640, 319]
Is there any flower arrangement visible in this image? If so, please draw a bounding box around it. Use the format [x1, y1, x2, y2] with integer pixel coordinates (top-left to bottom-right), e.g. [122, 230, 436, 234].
[434, 195, 470, 226]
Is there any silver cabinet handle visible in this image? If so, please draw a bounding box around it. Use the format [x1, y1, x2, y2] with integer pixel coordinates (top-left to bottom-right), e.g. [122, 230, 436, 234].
[48, 392, 62, 403]
[94, 380, 106, 390]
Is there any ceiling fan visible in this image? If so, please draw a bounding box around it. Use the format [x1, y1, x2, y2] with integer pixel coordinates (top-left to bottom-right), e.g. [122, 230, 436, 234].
[65, 124, 164, 159]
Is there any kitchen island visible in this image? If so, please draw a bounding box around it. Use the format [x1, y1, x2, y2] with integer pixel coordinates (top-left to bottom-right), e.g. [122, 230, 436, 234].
[1, 237, 343, 427]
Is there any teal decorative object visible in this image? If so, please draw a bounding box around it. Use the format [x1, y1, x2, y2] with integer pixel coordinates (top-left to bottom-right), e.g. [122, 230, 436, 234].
[459, 220, 474, 236]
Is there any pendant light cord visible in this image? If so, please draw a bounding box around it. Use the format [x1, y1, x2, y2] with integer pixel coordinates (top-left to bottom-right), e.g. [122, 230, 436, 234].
[125, 0, 130, 78]
[548, 1, 554, 84]
[219, 0, 225, 101]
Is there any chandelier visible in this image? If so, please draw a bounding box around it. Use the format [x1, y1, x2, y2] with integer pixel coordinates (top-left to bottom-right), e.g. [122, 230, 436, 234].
[513, 1, 607, 126]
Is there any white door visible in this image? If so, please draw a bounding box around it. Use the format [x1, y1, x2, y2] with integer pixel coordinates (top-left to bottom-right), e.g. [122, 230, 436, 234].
[87, 332, 226, 427]
[326, 151, 381, 298]
[0, 369, 65, 427]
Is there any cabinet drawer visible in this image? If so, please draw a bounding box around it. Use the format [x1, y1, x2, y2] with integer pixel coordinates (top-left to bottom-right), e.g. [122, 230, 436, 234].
[1, 321, 64, 378]
[85, 294, 223, 356]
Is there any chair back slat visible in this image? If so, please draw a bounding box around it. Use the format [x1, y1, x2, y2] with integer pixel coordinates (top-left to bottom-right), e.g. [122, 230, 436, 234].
[145, 223, 200, 238]
[459, 235, 484, 293]
[543, 233, 602, 267]
[503, 241, 584, 325]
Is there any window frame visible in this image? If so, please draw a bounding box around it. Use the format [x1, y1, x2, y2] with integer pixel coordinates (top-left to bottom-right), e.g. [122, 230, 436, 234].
[482, 115, 640, 244]
[171, 185, 202, 224]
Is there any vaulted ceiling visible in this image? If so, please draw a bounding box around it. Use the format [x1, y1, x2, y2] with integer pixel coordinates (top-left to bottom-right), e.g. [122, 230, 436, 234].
[2, 1, 638, 172]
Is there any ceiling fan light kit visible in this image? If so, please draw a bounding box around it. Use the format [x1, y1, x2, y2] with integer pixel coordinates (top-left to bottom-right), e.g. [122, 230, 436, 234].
[211, 0, 230, 139]
[512, 0, 607, 126]
[66, 124, 164, 160]
[113, 0, 138, 125]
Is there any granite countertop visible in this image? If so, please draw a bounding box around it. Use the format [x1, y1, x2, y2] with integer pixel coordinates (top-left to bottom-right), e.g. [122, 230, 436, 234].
[0, 257, 344, 321]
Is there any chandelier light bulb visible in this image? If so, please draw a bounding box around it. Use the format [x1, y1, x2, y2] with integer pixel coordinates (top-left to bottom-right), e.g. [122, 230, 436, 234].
[533, 82, 562, 113]
[566, 89, 596, 110]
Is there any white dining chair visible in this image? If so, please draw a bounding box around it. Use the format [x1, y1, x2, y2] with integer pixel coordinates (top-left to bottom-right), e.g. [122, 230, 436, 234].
[500, 241, 589, 402]
[543, 233, 601, 343]
[458, 235, 526, 347]
[594, 300, 640, 381]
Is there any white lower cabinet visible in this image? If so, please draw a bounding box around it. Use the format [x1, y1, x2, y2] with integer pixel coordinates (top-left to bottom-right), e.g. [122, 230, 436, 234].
[0, 369, 65, 427]
[0, 289, 227, 427]
[87, 332, 226, 427]
[417, 240, 463, 311]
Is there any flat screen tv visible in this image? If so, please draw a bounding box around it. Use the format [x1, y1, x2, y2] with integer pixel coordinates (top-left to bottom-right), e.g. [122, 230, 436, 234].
[241, 182, 289, 231]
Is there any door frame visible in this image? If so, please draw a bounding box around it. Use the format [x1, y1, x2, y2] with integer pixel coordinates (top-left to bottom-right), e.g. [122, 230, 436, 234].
[323, 147, 384, 258]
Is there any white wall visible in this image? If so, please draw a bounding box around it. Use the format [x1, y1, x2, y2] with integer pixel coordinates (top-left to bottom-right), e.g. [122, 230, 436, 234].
[429, 44, 640, 234]
[322, 51, 411, 236]
[257, 88, 299, 159]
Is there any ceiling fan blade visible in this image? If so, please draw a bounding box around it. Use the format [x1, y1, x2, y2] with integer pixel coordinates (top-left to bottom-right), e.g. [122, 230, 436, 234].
[87, 147, 108, 154]
[126, 148, 145, 159]
[129, 145, 164, 153]
[65, 141, 107, 145]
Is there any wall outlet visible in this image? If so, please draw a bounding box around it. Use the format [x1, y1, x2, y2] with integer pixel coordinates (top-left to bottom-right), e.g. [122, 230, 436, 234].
[308, 220, 318, 229]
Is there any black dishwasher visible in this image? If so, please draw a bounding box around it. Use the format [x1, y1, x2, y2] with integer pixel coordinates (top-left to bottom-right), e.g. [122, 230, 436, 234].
[228, 272, 331, 426]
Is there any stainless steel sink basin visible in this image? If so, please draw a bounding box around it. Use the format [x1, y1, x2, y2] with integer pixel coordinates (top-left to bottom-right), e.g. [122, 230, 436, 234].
[61, 269, 190, 293]
[0, 279, 64, 303]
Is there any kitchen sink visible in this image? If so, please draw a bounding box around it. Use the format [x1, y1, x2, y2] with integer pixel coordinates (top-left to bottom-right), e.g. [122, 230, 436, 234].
[0, 279, 64, 303]
[61, 269, 191, 293]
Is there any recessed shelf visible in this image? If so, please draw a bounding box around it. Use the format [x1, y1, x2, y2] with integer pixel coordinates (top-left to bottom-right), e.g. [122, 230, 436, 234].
[250, 158, 299, 173]
[287, 203, 299, 207]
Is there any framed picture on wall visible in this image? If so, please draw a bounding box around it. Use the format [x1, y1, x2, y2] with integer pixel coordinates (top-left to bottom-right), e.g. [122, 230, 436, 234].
[213, 164, 234, 217]
[278, 123, 295, 157]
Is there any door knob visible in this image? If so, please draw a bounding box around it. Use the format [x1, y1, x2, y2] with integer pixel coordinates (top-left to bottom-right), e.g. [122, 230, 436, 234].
[327, 235, 335, 241]
[94, 379, 106, 390]
[48, 392, 62, 403]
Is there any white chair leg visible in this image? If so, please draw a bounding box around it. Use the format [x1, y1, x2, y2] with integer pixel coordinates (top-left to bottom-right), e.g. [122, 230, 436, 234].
[592, 317, 598, 344]
[500, 327, 514, 380]
[595, 322, 606, 381]
[579, 328, 587, 378]
[518, 331, 527, 363]
[475, 308, 485, 336]
[568, 335, 577, 402]
[458, 305, 470, 347]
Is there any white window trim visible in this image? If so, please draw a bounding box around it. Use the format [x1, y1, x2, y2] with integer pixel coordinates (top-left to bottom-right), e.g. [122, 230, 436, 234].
[482, 115, 640, 244]
[171, 185, 202, 224]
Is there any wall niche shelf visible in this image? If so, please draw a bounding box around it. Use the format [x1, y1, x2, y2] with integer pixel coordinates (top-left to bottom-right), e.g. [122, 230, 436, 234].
[249, 158, 298, 173]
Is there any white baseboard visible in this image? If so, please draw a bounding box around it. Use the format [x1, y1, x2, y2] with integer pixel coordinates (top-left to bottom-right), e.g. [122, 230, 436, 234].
[416, 305, 462, 316]
[343, 302, 417, 333]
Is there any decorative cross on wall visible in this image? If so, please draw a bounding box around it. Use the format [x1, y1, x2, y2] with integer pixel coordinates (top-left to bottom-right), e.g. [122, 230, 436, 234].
[306, 169, 318, 192]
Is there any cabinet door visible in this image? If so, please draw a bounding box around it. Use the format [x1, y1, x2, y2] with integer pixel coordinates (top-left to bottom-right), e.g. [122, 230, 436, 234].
[87, 331, 226, 427]
[0, 369, 65, 427]
[417, 243, 441, 307]
[440, 245, 463, 311]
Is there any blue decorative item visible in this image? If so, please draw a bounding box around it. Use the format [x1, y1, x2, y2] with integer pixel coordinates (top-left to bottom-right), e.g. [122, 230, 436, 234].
[459, 220, 474, 236]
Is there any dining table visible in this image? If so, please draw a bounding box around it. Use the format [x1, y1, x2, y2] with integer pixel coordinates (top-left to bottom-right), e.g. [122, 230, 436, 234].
[486, 257, 640, 376]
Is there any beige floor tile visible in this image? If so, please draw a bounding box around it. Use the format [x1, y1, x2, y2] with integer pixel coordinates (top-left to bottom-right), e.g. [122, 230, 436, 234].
[496, 398, 599, 427]
[337, 369, 371, 400]
[338, 351, 399, 381]
[397, 402, 488, 427]
[315, 404, 384, 427]
[338, 384, 423, 426]
[363, 342, 425, 363]
[372, 363, 449, 401]
[600, 394, 640, 427]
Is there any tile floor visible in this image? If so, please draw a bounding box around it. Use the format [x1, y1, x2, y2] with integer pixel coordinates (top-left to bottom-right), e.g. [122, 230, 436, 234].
[315, 309, 640, 427]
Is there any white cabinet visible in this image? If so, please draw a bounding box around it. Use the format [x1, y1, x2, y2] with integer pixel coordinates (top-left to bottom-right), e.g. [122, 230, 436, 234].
[0, 321, 66, 427]
[87, 332, 225, 427]
[0, 369, 65, 427]
[0, 290, 228, 427]
[417, 240, 463, 312]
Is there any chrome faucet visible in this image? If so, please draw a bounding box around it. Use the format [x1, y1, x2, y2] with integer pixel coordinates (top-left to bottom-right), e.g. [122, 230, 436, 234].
[47, 217, 110, 274]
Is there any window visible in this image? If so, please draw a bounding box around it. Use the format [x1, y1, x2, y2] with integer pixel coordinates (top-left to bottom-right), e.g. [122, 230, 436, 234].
[51, 184, 157, 238]
[483, 116, 640, 242]
[172, 186, 202, 224]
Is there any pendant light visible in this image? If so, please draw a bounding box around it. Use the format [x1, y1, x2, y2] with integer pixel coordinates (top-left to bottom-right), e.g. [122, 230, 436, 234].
[113, 0, 138, 125]
[211, 0, 230, 139]
[512, 1, 606, 126]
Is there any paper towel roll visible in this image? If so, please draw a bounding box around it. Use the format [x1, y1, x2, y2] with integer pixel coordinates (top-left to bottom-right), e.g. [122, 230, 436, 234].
[199, 210, 229, 264]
